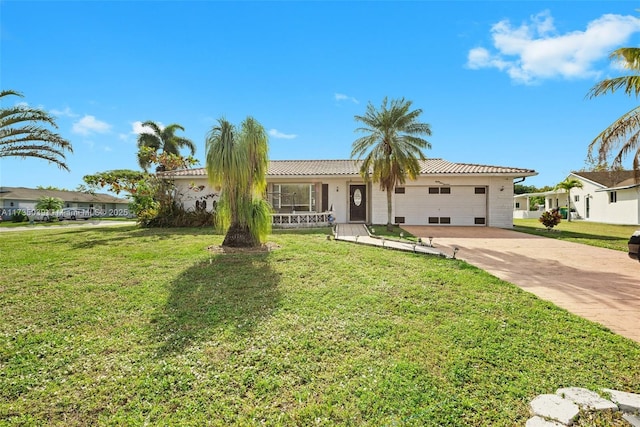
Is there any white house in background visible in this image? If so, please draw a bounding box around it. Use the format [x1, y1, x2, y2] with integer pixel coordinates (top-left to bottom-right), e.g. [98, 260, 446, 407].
[168, 159, 537, 228]
[514, 170, 640, 225]
[514, 189, 567, 220]
[0, 187, 130, 219]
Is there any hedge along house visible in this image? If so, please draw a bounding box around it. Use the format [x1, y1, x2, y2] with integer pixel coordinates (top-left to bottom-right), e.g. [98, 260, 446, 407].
[167, 159, 537, 228]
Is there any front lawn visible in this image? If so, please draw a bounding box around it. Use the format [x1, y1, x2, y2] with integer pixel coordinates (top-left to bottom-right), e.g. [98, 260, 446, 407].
[1, 226, 639, 426]
[513, 219, 637, 252]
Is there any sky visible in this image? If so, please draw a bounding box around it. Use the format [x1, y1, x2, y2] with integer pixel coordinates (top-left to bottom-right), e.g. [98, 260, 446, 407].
[2, 0, 640, 193]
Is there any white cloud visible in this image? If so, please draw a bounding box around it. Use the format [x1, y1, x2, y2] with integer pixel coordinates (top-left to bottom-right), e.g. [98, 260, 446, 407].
[467, 11, 640, 84]
[131, 121, 163, 135]
[72, 115, 111, 135]
[50, 107, 78, 118]
[269, 129, 298, 139]
[335, 93, 359, 104]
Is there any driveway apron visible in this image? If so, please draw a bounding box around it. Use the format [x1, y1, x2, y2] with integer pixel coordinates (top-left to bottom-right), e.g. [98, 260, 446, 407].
[402, 226, 640, 343]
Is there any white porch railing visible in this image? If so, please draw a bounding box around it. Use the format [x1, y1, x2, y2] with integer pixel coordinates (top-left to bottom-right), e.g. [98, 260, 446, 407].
[271, 212, 331, 228]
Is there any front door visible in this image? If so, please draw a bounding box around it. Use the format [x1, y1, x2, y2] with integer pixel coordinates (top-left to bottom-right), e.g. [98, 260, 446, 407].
[586, 197, 590, 219]
[349, 185, 366, 222]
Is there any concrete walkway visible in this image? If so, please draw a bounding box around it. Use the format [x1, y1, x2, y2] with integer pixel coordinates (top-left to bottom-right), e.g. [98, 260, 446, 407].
[335, 224, 640, 344]
[334, 223, 445, 257]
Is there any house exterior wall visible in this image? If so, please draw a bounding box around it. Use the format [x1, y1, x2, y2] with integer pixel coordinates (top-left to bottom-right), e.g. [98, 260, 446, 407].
[174, 178, 220, 212]
[174, 177, 351, 222]
[369, 176, 515, 228]
[172, 174, 526, 228]
[564, 178, 640, 225]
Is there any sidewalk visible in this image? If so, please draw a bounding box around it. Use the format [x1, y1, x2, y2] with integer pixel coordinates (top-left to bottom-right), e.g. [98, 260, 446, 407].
[334, 223, 447, 257]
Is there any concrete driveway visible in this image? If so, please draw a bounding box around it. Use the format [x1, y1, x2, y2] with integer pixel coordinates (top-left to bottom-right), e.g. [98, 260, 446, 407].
[402, 226, 640, 343]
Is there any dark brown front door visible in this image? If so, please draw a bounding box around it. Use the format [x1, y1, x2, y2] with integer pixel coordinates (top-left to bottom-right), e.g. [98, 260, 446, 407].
[349, 185, 366, 222]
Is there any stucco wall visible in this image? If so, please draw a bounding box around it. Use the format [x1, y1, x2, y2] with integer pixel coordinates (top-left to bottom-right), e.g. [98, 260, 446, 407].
[570, 181, 640, 225]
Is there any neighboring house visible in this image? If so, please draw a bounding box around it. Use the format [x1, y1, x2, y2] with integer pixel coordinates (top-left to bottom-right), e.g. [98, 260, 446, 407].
[0, 187, 130, 220]
[168, 159, 537, 228]
[514, 170, 640, 225]
[514, 189, 567, 220]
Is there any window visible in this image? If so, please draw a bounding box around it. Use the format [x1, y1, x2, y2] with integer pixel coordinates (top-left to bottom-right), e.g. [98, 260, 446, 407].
[270, 184, 317, 212]
[609, 191, 617, 203]
[474, 217, 486, 225]
[515, 202, 520, 209]
[428, 217, 451, 224]
[429, 187, 450, 194]
[574, 195, 579, 202]
[394, 187, 405, 194]
[394, 216, 405, 224]
[474, 187, 486, 194]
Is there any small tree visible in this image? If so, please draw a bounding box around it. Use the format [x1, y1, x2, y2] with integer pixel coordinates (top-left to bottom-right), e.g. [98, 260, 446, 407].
[539, 210, 562, 230]
[35, 196, 64, 221]
[205, 116, 272, 247]
[83, 151, 198, 226]
[554, 178, 583, 222]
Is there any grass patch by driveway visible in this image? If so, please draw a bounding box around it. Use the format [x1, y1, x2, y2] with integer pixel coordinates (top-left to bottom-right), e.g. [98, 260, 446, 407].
[1, 225, 639, 426]
[513, 219, 637, 252]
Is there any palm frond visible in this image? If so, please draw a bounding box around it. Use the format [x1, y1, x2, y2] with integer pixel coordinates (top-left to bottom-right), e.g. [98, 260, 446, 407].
[0, 90, 73, 171]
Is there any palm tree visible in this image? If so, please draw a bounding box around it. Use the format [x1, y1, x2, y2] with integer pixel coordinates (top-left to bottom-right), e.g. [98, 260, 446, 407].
[0, 90, 73, 171]
[351, 97, 432, 230]
[136, 121, 196, 171]
[205, 116, 272, 247]
[554, 178, 583, 222]
[587, 48, 640, 176]
[35, 196, 64, 222]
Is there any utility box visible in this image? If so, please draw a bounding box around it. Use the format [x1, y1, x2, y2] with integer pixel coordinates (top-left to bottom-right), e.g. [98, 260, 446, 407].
[628, 231, 640, 261]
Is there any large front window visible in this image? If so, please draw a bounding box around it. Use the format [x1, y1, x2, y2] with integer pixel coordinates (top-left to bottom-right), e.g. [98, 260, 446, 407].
[270, 184, 316, 212]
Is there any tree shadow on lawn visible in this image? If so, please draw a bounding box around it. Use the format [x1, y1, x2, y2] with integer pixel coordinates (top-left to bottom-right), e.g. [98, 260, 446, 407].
[150, 250, 281, 356]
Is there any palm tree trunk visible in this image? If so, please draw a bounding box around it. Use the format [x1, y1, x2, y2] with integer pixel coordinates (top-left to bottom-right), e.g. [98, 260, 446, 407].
[386, 189, 393, 231]
[222, 222, 258, 247]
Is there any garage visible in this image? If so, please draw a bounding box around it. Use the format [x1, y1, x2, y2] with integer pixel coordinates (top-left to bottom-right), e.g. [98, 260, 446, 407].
[393, 185, 488, 226]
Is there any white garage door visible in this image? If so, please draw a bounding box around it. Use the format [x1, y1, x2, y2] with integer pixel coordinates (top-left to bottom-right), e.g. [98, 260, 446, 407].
[394, 186, 487, 226]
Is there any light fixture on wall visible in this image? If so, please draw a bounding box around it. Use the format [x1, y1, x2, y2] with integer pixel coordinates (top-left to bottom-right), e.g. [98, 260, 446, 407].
[500, 186, 504, 191]
[336, 186, 339, 192]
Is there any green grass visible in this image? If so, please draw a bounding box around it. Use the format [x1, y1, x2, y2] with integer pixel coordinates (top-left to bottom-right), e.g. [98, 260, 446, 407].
[1, 225, 639, 426]
[368, 224, 417, 242]
[513, 218, 638, 252]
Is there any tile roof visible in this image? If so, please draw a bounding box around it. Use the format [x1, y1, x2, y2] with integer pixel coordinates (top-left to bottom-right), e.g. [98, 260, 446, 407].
[572, 170, 639, 189]
[166, 159, 536, 178]
[0, 187, 128, 203]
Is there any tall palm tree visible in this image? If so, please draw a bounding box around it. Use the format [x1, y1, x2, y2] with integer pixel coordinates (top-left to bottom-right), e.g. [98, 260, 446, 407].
[554, 178, 583, 222]
[351, 97, 432, 230]
[136, 121, 196, 171]
[587, 48, 640, 176]
[0, 90, 73, 171]
[205, 116, 271, 247]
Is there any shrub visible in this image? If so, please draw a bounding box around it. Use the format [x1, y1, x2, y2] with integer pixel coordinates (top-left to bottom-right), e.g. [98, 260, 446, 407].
[539, 209, 562, 230]
[11, 210, 27, 222]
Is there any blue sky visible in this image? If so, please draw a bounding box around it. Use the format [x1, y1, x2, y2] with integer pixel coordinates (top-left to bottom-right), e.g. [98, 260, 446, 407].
[2, 1, 640, 192]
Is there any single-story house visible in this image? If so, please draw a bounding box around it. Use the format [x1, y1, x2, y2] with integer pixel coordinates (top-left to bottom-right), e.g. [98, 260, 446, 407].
[0, 187, 130, 220]
[513, 189, 565, 220]
[167, 158, 537, 228]
[514, 170, 640, 225]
